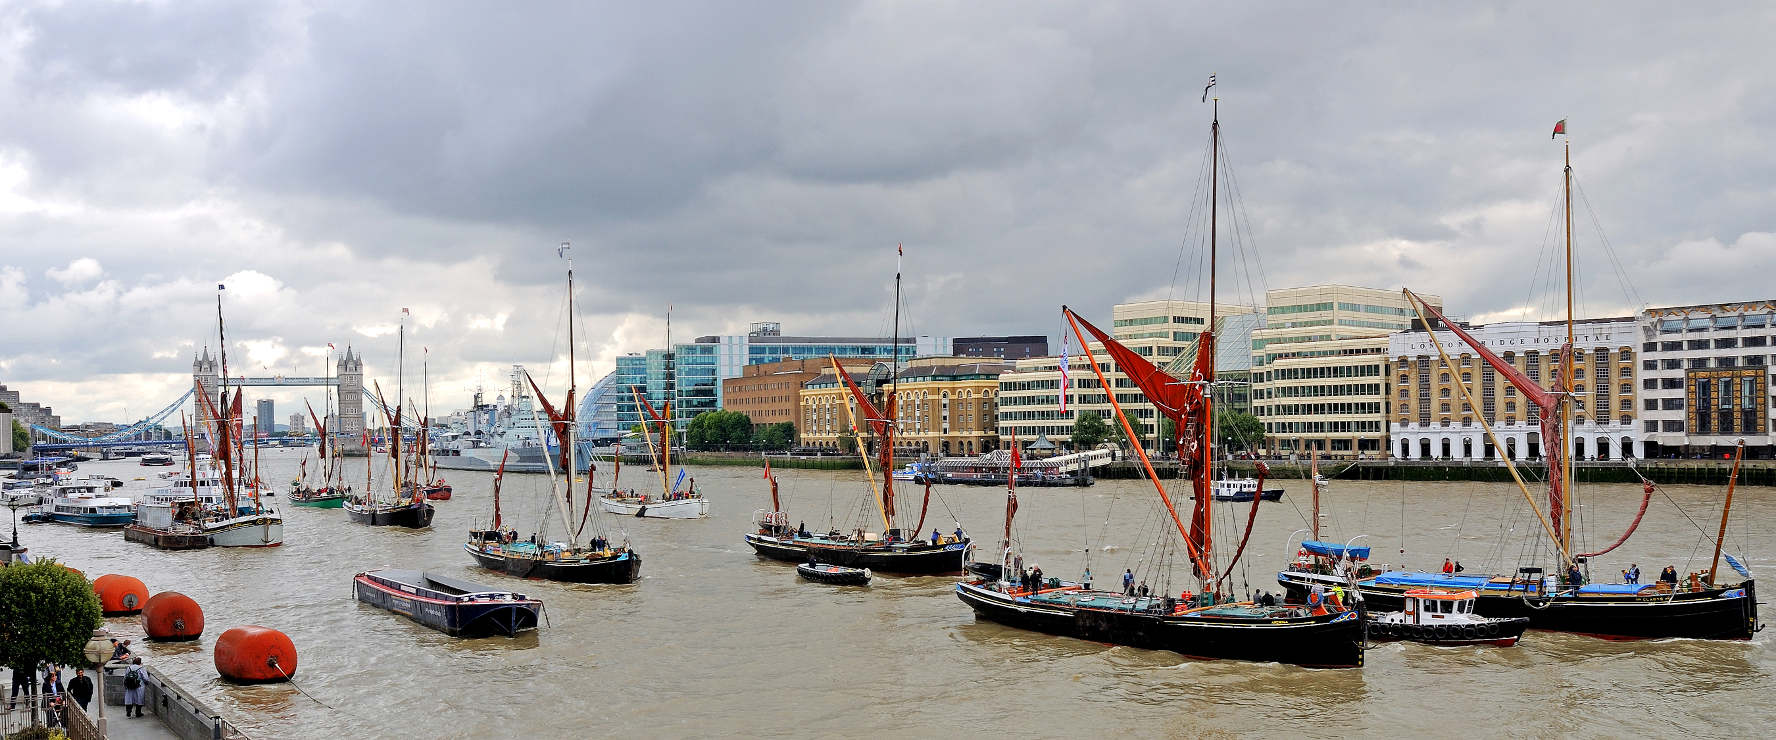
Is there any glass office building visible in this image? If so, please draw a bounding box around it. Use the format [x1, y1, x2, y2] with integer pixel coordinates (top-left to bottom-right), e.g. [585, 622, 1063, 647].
[639, 322, 948, 430]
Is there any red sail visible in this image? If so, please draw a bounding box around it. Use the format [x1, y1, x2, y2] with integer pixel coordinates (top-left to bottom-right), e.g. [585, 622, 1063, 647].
[1004, 432, 1021, 549]
[577, 472, 594, 540]
[524, 371, 575, 472]
[764, 460, 778, 511]
[1406, 290, 1569, 545]
[1068, 311, 1194, 424]
[1183, 337, 1213, 563]
[305, 400, 327, 461]
[1577, 479, 1654, 558]
[492, 448, 509, 530]
[832, 358, 894, 524]
[913, 481, 932, 538]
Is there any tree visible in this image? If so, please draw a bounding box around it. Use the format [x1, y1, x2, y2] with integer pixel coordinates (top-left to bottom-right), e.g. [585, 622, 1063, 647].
[759, 422, 797, 451]
[1216, 411, 1265, 452]
[0, 559, 103, 673]
[1070, 411, 1111, 448]
[11, 419, 25, 454]
[838, 428, 858, 454]
[686, 411, 755, 449]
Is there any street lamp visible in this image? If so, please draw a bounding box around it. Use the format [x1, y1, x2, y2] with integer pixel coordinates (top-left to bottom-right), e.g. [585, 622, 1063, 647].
[81, 628, 109, 736]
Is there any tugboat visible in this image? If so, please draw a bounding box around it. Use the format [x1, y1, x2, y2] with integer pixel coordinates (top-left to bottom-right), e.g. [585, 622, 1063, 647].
[1368, 590, 1529, 647]
[462, 244, 640, 584]
[353, 568, 541, 637]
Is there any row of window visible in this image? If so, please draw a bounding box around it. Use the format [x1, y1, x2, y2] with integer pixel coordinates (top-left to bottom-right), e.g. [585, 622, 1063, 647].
[1114, 315, 1207, 327]
[1655, 314, 1772, 333]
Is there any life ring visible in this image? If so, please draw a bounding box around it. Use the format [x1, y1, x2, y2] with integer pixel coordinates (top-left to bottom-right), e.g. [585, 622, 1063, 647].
[1307, 591, 1323, 607]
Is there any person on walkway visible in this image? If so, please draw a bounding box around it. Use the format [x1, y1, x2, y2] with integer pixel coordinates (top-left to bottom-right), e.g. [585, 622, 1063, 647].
[8, 664, 29, 709]
[1442, 558, 1455, 574]
[1123, 569, 1136, 596]
[122, 658, 147, 718]
[66, 668, 93, 712]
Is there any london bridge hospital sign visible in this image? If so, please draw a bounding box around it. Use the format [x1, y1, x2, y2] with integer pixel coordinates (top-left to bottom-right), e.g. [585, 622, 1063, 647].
[1393, 322, 1637, 356]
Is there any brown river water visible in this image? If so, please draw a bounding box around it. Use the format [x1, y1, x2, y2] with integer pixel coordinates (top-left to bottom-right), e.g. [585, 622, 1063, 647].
[16, 454, 1776, 738]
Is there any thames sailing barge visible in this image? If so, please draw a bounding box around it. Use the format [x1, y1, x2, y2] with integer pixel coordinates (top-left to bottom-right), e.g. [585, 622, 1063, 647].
[957, 94, 1365, 668]
[353, 569, 541, 637]
[1277, 131, 1758, 640]
[463, 244, 641, 584]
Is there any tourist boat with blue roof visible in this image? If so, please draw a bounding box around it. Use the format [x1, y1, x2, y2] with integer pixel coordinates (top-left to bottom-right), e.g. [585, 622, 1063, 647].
[958, 96, 1365, 668]
[44, 479, 135, 527]
[353, 568, 542, 637]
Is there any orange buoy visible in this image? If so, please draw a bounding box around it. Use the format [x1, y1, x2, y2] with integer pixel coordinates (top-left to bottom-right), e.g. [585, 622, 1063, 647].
[142, 592, 204, 641]
[93, 574, 150, 616]
[213, 626, 297, 683]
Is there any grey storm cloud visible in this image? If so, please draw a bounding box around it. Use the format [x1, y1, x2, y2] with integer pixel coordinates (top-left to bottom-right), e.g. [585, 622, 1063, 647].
[2, 1, 1775, 422]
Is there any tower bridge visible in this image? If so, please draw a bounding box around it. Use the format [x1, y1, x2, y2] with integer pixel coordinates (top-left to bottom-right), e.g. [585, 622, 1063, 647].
[23, 346, 419, 455]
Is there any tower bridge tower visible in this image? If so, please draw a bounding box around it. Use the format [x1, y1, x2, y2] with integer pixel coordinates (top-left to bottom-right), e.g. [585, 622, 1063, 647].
[193, 348, 219, 434]
[337, 346, 366, 454]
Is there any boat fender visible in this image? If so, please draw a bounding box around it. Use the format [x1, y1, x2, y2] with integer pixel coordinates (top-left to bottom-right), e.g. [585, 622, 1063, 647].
[1461, 625, 1478, 640]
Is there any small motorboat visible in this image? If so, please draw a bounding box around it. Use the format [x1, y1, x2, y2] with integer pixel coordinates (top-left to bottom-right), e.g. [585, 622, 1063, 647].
[797, 562, 871, 586]
[1368, 589, 1529, 647]
[1196, 478, 1283, 502]
[421, 482, 452, 501]
[353, 568, 542, 637]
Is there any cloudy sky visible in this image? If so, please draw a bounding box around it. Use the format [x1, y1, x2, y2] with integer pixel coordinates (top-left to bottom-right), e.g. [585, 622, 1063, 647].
[2, 1, 1773, 425]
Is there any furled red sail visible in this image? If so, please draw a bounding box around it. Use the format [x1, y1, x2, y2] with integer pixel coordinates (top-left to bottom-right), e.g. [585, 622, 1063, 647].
[306, 400, 327, 461]
[832, 358, 895, 522]
[1405, 290, 1570, 545]
[524, 371, 575, 472]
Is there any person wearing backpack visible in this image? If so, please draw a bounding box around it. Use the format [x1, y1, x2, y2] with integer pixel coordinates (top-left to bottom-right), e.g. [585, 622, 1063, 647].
[122, 658, 147, 717]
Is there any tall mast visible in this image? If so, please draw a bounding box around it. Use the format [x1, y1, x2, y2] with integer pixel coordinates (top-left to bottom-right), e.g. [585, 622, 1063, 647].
[1708, 442, 1744, 586]
[217, 286, 238, 517]
[1561, 136, 1575, 549]
[564, 243, 579, 545]
[1204, 97, 1219, 568]
[887, 243, 902, 532]
[396, 311, 405, 495]
[663, 305, 672, 485]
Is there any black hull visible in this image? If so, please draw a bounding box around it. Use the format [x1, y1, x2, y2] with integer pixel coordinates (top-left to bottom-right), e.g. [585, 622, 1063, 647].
[1279, 572, 1759, 640]
[464, 545, 642, 584]
[353, 576, 539, 637]
[797, 563, 871, 585]
[1198, 489, 1284, 502]
[745, 533, 969, 575]
[345, 502, 435, 528]
[1368, 616, 1529, 646]
[956, 581, 1364, 668]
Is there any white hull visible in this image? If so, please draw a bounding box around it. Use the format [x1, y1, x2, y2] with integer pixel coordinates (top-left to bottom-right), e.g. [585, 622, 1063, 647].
[205, 514, 285, 547]
[598, 496, 709, 519]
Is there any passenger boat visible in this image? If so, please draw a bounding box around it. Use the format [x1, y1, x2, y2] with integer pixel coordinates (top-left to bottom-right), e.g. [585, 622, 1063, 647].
[744, 254, 973, 574]
[1368, 589, 1529, 647]
[139, 453, 175, 466]
[958, 97, 1365, 668]
[353, 568, 541, 637]
[462, 245, 641, 584]
[599, 310, 708, 519]
[1199, 478, 1283, 502]
[43, 479, 135, 527]
[797, 562, 871, 585]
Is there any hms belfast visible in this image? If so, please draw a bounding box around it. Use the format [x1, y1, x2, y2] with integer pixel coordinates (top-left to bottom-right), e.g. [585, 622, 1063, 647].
[431, 366, 591, 474]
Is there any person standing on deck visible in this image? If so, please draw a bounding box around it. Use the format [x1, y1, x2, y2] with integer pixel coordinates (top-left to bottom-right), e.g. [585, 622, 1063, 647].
[1123, 569, 1135, 595]
[1442, 558, 1455, 574]
[1624, 564, 1640, 584]
[1031, 565, 1043, 594]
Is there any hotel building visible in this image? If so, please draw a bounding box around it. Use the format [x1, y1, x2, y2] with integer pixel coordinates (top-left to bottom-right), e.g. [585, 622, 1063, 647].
[1388, 316, 1639, 461]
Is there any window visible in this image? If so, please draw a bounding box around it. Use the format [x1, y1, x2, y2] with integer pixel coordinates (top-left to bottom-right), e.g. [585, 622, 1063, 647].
[1661, 341, 1683, 351]
[1661, 398, 1684, 410]
[1643, 342, 1658, 352]
[1745, 335, 1768, 347]
[1662, 359, 1683, 370]
[1749, 355, 1766, 367]
[1620, 383, 1632, 395]
[1643, 378, 1659, 390]
[1688, 340, 1710, 350]
[1620, 415, 1633, 425]
[1505, 402, 1517, 412]
[1644, 399, 1658, 411]
[1717, 338, 1740, 349]
[1619, 366, 1632, 377]
[1662, 420, 1685, 432]
[1689, 358, 1709, 369]
[1719, 357, 1738, 368]
[1661, 378, 1683, 389]
[1645, 420, 1659, 432]
[1643, 359, 1658, 371]
[1439, 403, 1451, 413]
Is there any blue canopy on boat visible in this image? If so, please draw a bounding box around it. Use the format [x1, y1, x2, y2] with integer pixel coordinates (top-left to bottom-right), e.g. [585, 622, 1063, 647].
[1577, 583, 1655, 595]
[1302, 540, 1370, 560]
[1371, 571, 1492, 589]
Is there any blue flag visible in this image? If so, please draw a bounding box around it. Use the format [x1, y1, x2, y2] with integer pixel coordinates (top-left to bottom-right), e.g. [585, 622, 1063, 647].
[671, 467, 687, 493]
[1725, 553, 1752, 578]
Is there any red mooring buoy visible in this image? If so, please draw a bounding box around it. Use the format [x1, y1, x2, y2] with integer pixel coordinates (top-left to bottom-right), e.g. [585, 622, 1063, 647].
[92, 574, 150, 616]
[213, 626, 297, 683]
[142, 592, 205, 641]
